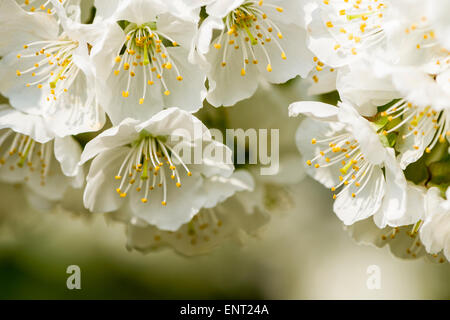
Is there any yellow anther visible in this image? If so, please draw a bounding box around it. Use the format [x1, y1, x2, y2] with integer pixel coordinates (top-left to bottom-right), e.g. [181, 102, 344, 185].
[281, 52, 286, 60]
[139, 98, 144, 104]
[161, 201, 167, 206]
[276, 7, 283, 12]
[115, 56, 121, 63]
[177, 76, 183, 81]
[266, 64, 272, 72]
[122, 91, 129, 97]
[141, 198, 148, 203]
[120, 193, 127, 198]
[164, 90, 171, 96]
[241, 68, 246, 76]
[214, 43, 221, 49]
[176, 182, 181, 188]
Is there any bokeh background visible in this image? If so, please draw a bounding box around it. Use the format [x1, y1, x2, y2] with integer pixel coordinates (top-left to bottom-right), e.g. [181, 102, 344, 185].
[1, 175, 449, 299]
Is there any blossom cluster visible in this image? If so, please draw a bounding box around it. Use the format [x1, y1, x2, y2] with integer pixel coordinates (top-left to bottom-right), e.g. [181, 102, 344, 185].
[0, 0, 448, 261]
[289, 0, 450, 263]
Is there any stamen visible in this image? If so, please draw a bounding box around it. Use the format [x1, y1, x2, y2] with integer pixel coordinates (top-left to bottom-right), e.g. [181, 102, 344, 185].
[114, 135, 192, 206]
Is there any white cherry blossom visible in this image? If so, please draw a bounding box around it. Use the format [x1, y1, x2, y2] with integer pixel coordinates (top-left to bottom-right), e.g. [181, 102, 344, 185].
[195, 0, 314, 106]
[0, 104, 84, 206]
[305, 0, 390, 68]
[80, 108, 239, 231]
[0, 0, 105, 137]
[289, 100, 409, 227]
[91, 0, 206, 124]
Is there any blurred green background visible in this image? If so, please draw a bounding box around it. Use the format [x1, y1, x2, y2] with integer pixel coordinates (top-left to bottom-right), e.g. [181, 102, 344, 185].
[0, 175, 449, 299]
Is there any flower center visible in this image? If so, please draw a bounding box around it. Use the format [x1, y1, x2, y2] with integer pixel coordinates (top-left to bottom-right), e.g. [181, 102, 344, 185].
[213, 0, 286, 75]
[0, 130, 53, 186]
[379, 100, 450, 153]
[114, 21, 182, 103]
[114, 134, 191, 206]
[323, 0, 388, 56]
[16, 35, 79, 103]
[306, 133, 375, 200]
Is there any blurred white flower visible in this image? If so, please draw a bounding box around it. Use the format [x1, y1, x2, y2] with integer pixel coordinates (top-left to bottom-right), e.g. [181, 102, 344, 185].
[80, 108, 241, 231]
[111, 170, 270, 256]
[348, 185, 447, 263]
[372, 0, 450, 109]
[420, 187, 450, 262]
[305, 0, 390, 68]
[195, 0, 313, 106]
[0, 104, 84, 208]
[0, 0, 105, 137]
[289, 100, 410, 227]
[91, 0, 206, 124]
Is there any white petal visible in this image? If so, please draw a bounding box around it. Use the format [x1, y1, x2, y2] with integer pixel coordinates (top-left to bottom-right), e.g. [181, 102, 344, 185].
[130, 171, 206, 231]
[338, 102, 387, 165]
[54, 136, 83, 178]
[295, 117, 344, 188]
[0, 106, 54, 143]
[83, 147, 130, 212]
[288, 101, 339, 120]
[160, 47, 206, 113]
[256, 23, 314, 83]
[80, 118, 140, 164]
[336, 62, 399, 117]
[137, 108, 210, 140]
[333, 165, 385, 225]
[0, 0, 59, 55]
[0, 52, 43, 114]
[206, 0, 245, 18]
[373, 149, 408, 228]
[206, 40, 260, 107]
